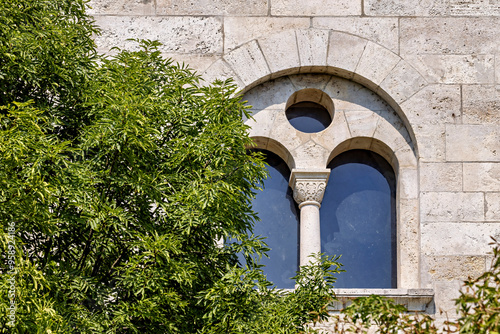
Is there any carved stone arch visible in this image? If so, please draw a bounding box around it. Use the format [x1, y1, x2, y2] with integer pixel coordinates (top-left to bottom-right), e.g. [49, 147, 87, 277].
[249, 136, 295, 170]
[202, 28, 428, 157]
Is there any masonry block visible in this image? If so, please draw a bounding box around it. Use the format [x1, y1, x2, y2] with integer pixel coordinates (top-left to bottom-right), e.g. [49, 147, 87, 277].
[446, 124, 500, 162]
[93, 16, 223, 55]
[156, 0, 268, 15]
[223, 40, 271, 88]
[271, 0, 361, 16]
[224, 17, 309, 52]
[87, 0, 154, 15]
[296, 29, 329, 72]
[400, 85, 461, 126]
[313, 17, 398, 53]
[400, 18, 500, 55]
[378, 60, 427, 105]
[420, 163, 462, 192]
[259, 31, 300, 78]
[405, 55, 495, 84]
[463, 85, 500, 124]
[364, 0, 448, 16]
[421, 223, 499, 255]
[354, 42, 400, 88]
[326, 32, 367, 79]
[421, 192, 484, 222]
[485, 192, 500, 221]
[464, 163, 500, 191]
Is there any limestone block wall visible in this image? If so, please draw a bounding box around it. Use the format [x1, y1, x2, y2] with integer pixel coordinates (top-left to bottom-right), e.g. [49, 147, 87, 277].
[89, 0, 500, 324]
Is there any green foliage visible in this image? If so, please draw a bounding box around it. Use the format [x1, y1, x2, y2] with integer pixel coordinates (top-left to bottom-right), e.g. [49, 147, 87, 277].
[333, 238, 500, 334]
[0, 0, 98, 111]
[0, 1, 344, 333]
[455, 238, 500, 334]
[200, 254, 343, 334]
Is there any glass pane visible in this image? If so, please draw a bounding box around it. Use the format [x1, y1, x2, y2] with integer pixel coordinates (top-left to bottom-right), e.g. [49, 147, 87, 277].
[320, 150, 397, 288]
[249, 150, 299, 289]
[286, 101, 332, 133]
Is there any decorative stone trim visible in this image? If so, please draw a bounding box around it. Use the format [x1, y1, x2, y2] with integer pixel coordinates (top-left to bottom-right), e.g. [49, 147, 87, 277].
[330, 289, 435, 312]
[289, 169, 331, 266]
[289, 169, 330, 206]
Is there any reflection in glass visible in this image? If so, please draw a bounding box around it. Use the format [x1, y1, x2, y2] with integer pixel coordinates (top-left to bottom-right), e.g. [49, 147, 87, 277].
[286, 101, 332, 133]
[320, 150, 397, 288]
[248, 150, 299, 289]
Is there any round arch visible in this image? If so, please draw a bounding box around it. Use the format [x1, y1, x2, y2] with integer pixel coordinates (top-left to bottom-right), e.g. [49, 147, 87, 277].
[202, 29, 428, 157]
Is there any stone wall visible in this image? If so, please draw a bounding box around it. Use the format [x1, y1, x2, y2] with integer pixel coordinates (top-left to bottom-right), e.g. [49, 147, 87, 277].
[89, 0, 500, 326]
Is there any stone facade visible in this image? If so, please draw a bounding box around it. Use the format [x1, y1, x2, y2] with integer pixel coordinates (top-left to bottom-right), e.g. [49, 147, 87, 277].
[89, 0, 500, 328]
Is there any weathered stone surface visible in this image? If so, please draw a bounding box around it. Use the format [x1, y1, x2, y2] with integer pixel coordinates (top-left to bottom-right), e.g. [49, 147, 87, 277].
[287, 74, 329, 90]
[399, 168, 419, 199]
[420, 192, 484, 222]
[296, 29, 329, 71]
[223, 40, 270, 88]
[223, 17, 309, 52]
[463, 85, 500, 124]
[421, 223, 499, 255]
[324, 77, 392, 113]
[432, 281, 462, 315]
[420, 163, 462, 192]
[202, 59, 243, 89]
[364, 0, 449, 16]
[292, 140, 330, 168]
[393, 145, 418, 168]
[165, 54, 218, 75]
[245, 109, 279, 139]
[405, 54, 495, 84]
[485, 193, 500, 221]
[414, 124, 446, 162]
[344, 110, 379, 138]
[464, 163, 500, 191]
[269, 110, 310, 152]
[271, 0, 361, 16]
[446, 124, 500, 162]
[259, 31, 300, 78]
[87, 0, 154, 15]
[93, 16, 223, 55]
[400, 85, 461, 126]
[327, 32, 367, 78]
[373, 110, 412, 154]
[354, 42, 400, 88]
[422, 255, 486, 283]
[378, 60, 427, 105]
[156, 0, 267, 15]
[312, 111, 351, 153]
[398, 198, 420, 288]
[400, 18, 500, 55]
[313, 17, 398, 53]
[450, 0, 500, 16]
[243, 76, 295, 111]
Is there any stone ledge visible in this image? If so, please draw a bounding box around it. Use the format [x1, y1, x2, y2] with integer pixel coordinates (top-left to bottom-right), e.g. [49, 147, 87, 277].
[330, 288, 434, 312]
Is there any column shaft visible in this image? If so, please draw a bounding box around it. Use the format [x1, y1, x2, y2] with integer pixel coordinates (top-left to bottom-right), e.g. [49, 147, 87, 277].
[299, 201, 321, 266]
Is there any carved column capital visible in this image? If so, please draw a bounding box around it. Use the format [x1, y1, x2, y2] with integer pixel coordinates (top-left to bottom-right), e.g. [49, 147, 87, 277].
[289, 169, 330, 208]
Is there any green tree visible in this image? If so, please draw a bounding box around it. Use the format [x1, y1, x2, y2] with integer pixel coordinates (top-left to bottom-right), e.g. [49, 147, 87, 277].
[0, 1, 342, 333]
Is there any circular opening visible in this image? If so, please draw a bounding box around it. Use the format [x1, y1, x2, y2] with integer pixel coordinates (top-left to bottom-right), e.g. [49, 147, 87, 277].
[286, 101, 332, 133]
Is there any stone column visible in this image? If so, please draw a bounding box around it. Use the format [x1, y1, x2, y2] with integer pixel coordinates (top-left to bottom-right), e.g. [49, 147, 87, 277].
[289, 169, 330, 266]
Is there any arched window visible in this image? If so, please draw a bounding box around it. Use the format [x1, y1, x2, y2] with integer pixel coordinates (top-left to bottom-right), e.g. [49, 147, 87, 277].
[320, 150, 397, 288]
[250, 150, 299, 289]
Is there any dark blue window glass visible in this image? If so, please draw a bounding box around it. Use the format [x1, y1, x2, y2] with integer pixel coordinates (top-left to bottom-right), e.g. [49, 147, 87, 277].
[249, 150, 299, 289]
[320, 150, 397, 288]
[286, 101, 332, 133]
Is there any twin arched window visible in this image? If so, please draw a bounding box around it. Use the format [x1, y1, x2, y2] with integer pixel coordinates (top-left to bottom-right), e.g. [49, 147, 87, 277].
[251, 149, 396, 289]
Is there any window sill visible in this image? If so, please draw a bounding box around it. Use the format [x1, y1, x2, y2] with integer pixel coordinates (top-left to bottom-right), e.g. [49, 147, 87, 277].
[330, 288, 434, 312]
